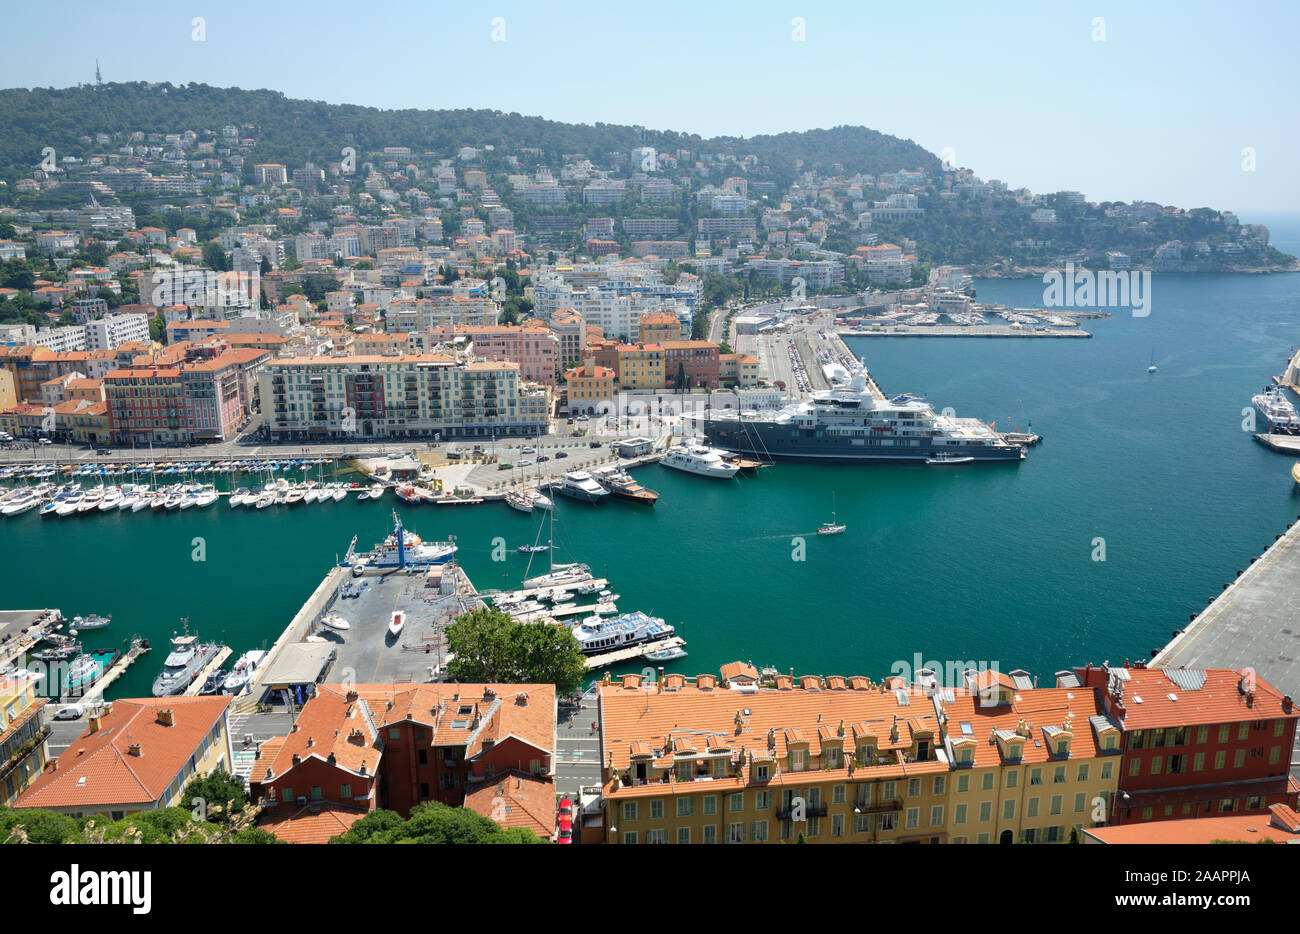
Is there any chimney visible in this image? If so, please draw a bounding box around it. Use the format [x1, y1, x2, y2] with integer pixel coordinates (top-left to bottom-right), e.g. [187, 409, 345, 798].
[88, 714, 102, 733]
[346, 690, 359, 703]
[1283, 696, 1294, 713]
[127, 743, 143, 757]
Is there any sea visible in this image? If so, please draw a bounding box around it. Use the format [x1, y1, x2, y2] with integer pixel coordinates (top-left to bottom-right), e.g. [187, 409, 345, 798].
[3, 214, 1298, 699]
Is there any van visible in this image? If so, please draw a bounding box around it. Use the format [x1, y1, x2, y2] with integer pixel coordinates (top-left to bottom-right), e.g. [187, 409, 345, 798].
[54, 703, 84, 720]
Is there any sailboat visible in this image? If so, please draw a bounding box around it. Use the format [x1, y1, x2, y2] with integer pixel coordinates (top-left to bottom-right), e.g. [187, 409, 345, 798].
[1148, 350, 1158, 374]
[817, 493, 846, 536]
[520, 497, 591, 588]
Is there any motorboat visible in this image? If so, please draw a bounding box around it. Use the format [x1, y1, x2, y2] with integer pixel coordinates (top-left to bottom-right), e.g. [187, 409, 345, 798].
[320, 613, 351, 631]
[221, 650, 266, 694]
[389, 611, 406, 638]
[925, 454, 975, 465]
[555, 471, 609, 504]
[152, 632, 223, 696]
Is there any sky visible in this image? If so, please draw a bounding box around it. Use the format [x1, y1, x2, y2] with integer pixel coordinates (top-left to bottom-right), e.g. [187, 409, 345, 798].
[2, 1, 1297, 213]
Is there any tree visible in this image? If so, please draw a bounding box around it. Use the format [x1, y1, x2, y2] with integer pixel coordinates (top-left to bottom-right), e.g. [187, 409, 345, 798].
[201, 241, 228, 272]
[329, 802, 545, 844]
[445, 607, 587, 695]
[182, 769, 248, 824]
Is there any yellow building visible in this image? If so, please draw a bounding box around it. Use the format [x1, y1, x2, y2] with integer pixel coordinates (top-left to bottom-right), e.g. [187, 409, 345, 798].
[565, 359, 616, 415]
[1, 675, 50, 806]
[598, 671, 950, 844]
[0, 368, 16, 411]
[938, 672, 1121, 844]
[614, 343, 665, 390]
[15, 696, 233, 819]
[637, 311, 682, 346]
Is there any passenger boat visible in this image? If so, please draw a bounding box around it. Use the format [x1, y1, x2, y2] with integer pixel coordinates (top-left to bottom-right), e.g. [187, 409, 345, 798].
[570, 612, 675, 656]
[1253, 386, 1300, 432]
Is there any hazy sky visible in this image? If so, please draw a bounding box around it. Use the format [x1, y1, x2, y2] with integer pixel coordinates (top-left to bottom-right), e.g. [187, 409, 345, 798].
[3, 1, 1296, 212]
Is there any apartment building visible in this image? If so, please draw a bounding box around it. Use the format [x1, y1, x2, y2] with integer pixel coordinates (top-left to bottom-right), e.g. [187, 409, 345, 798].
[661, 340, 721, 389]
[413, 324, 560, 386]
[385, 296, 500, 331]
[260, 354, 550, 440]
[0, 674, 50, 807]
[615, 343, 665, 390]
[1075, 664, 1300, 824]
[15, 696, 233, 819]
[564, 359, 615, 415]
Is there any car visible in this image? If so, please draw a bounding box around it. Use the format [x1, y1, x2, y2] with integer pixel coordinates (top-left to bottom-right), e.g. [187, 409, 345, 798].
[558, 797, 573, 819]
[521, 447, 536, 454]
[518, 459, 533, 467]
[53, 704, 84, 720]
[536, 455, 550, 462]
[37, 438, 52, 445]
[445, 451, 462, 460]
[498, 462, 513, 470]
[555, 451, 568, 459]
[557, 797, 573, 844]
[588, 441, 602, 448]
[95, 448, 111, 455]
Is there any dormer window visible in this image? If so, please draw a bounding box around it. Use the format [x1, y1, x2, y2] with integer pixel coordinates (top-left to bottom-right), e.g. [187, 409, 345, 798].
[959, 747, 974, 764]
[1055, 740, 1069, 757]
[790, 749, 806, 772]
[826, 748, 842, 769]
[1008, 743, 1023, 761]
[754, 763, 770, 781]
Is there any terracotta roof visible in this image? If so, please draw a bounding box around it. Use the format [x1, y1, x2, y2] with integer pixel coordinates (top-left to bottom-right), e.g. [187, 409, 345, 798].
[255, 686, 381, 784]
[1083, 666, 1299, 730]
[1084, 807, 1300, 844]
[463, 770, 556, 838]
[16, 696, 231, 810]
[257, 802, 368, 844]
[939, 687, 1114, 767]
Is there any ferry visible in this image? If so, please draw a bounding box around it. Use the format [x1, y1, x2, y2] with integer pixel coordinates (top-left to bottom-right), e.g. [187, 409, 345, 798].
[221, 650, 267, 694]
[1253, 386, 1299, 433]
[592, 466, 659, 504]
[555, 471, 609, 504]
[702, 373, 1025, 463]
[660, 443, 740, 479]
[152, 632, 223, 696]
[570, 612, 675, 656]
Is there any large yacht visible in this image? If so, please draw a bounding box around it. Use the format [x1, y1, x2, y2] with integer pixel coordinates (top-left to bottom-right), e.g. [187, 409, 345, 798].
[660, 443, 740, 478]
[702, 374, 1025, 463]
[555, 471, 609, 503]
[1252, 386, 1299, 432]
[570, 612, 675, 656]
[152, 633, 223, 696]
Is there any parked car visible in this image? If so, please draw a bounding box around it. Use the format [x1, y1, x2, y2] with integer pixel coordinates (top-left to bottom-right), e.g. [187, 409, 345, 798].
[53, 704, 84, 720]
[536, 455, 550, 462]
[521, 447, 536, 454]
[557, 797, 573, 844]
[555, 451, 568, 459]
[37, 438, 52, 445]
[519, 459, 532, 467]
[588, 441, 602, 448]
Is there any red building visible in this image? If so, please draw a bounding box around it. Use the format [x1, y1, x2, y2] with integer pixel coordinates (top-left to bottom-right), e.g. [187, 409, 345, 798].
[661, 340, 721, 389]
[251, 683, 557, 843]
[1075, 664, 1299, 825]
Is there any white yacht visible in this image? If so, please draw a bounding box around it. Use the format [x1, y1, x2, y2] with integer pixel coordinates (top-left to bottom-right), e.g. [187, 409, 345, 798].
[660, 443, 740, 479]
[555, 471, 609, 503]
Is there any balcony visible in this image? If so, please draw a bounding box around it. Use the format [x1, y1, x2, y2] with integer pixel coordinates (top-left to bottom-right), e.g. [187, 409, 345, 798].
[777, 804, 827, 820]
[853, 798, 902, 814]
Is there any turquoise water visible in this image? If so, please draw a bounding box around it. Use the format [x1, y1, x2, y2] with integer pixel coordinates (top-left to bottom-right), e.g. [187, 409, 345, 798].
[3, 243, 1299, 698]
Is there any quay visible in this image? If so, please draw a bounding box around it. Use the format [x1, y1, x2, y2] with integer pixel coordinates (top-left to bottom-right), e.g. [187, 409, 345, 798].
[0, 608, 59, 670]
[584, 636, 686, 670]
[66, 636, 151, 706]
[1151, 513, 1300, 770]
[838, 325, 1091, 339]
[180, 645, 232, 696]
[482, 580, 611, 602]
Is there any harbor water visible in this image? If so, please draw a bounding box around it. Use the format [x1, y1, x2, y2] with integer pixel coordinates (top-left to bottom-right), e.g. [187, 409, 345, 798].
[3, 256, 1299, 698]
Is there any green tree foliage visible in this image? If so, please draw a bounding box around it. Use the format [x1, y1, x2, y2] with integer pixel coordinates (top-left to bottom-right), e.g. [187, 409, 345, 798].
[182, 770, 248, 824]
[445, 607, 586, 695]
[329, 803, 545, 844]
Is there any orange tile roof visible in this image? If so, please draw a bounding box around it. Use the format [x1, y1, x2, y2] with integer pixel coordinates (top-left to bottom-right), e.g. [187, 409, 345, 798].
[1089, 666, 1299, 731]
[257, 802, 369, 844]
[255, 686, 380, 784]
[1084, 807, 1300, 844]
[463, 770, 556, 838]
[16, 696, 231, 810]
[939, 687, 1115, 767]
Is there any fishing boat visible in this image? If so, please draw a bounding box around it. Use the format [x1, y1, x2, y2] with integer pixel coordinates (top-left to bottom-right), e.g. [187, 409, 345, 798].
[817, 493, 846, 536]
[221, 650, 267, 694]
[388, 611, 406, 638]
[64, 648, 119, 696]
[320, 613, 351, 631]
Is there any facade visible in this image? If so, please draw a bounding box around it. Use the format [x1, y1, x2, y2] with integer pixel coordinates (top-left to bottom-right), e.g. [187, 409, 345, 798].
[615, 343, 665, 390]
[260, 354, 551, 440]
[661, 340, 721, 389]
[564, 360, 616, 415]
[0, 676, 50, 807]
[15, 696, 233, 819]
[1076, 664, 1300, 824]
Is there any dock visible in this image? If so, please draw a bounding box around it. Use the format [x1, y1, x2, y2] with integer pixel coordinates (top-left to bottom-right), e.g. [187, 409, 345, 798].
[1253, 433, 1300, 455]
[584, 636, 686, 670]
[483, 579, 610, 603]
[67, 637, 151, 705]
[509, 604, 614, 623]
[839, 325, 1090, 339]
[181, 646, 232, 696]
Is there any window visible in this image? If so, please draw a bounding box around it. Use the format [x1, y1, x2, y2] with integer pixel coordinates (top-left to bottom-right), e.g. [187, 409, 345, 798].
[702, 825, 717, 844]
[982, 773, 994, 791]
[702, 795, 717, 815]
[933, 776, 946, 795]
[1030, 768, 1043, 786]
[1233, 749, 1246, 768]
[1214, 751, 1226, 770]
[754, 764, 769, 781]
[340, 783, 352, 800]
[727, 822, 746, 843]
[979, 801, 992, 822]
[1053, 766, 1066, 783]
[831, 814, 844, 837]
[1076, 763, 1089, 782]
[853, 814, 871, 833]
[955, 803, 968, 825]
[957, 774, 970, 793]
[1129, 758, 1141, 777]
[622, 802, 638, 822]
[388, 727, 401, 740]
[833, 784, 846, 804]
[1003, 799, 1016, 820]
[280, 788, 293, 803]
[1270, 746, 1281, 765]
[906, 808, 919, 829]
[1217, 725, 1229, 743]
[650, 799, 664, 820]
[1150, 756, 1162, 775]
[930, 805, 944, 826]
[1193, 752, 1205, 771]
[752, 820, 769, 842]
[1027, 797, 1040, 818]
[1101, 762, 1113, 780]
[1196, 725, 1208, 744]
[908, 778, 921, 797]
[1006, 771, 1018, 789]
[676, 826, 690, 845]
[677, 797, 695, 817]
[755, 790, 771, 810]
[1050, 795, 1063, 816]
[1275, 719, 1287, 738]
[728, 793, 744, 812]
[790, 749, 805, 771]
[622, 832, 637, 844]
[1237, 723, 1249, 741]
[646, 829, 668, 844]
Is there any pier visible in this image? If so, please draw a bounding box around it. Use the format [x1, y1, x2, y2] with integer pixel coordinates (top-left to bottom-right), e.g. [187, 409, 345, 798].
[64, 636, 151, 706]
[838, 325, 1091, 339]
[583, 636, 686, 670]
[181, 645, 232, 696]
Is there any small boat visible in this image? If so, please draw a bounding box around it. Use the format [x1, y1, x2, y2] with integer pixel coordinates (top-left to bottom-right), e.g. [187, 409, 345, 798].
[389, 611, 406, 638]
[70, 613, 111, 632]
[643, 645, 688, 662]
[229, 487, 251, 507]
[1148, 349, 1157, 374]
[195, 486, 218, 508]
[198, 670, 227, 695]
[369, 482, 385, 499]
[285, 486, 306, 505]
[817, 493, 846, 536]
[331, 486, 347, 503]
[320, 613, 351, 631]
[221, 650, 266, 694]
[925, 454, 975, 465]
[517, 544, 550, 554]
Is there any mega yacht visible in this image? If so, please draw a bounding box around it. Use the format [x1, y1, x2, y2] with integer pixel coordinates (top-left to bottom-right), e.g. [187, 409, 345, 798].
[701, 373, 1025, 463]
[570, 612, 675, 656]
[1253, 386, 1299, 432]
[660, 443, 740, 479]
[152, 632, 223, 696]
[555, 471, 609, 503]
